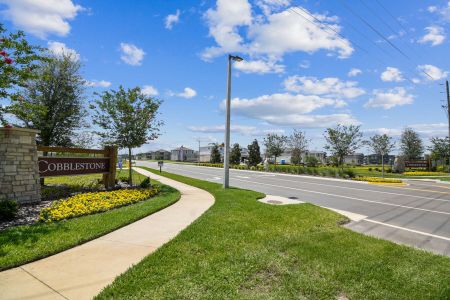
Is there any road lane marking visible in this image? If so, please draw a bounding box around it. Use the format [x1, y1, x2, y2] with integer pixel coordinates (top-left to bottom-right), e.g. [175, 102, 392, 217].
[148, 164, 450, 215]
[235, 176, 250, 179]
[362, 219, 450, 242]
[162, 163, 450, 202]
[230, 178, 450, 216]
[385, 185, 450, 195]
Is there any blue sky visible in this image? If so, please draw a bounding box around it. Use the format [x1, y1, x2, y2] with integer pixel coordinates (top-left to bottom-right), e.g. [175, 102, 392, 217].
[1, 0, 449, 154]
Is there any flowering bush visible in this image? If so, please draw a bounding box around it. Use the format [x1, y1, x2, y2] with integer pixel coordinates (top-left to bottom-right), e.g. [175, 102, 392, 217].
[40, 188, 159, 222]
[403, 171, 447, 176]
[352, 177, 402, 183]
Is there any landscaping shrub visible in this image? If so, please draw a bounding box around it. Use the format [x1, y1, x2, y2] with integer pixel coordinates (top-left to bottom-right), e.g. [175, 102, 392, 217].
[40, 188, 159, 222]
[139, 177, 151, 188]
[368, 167, 372, 171]
[403, 171, 447, 176]
[0, 199, 18, 221]
[353, 176, 402, 183]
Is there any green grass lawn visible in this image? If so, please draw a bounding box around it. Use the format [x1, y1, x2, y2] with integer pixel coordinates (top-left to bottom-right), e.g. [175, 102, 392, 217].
[0, 172, 180, 271]
[96, 168, 450, 300]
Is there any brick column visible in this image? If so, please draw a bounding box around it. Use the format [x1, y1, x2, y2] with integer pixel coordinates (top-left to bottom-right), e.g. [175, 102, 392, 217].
[0, 127, 41, 204]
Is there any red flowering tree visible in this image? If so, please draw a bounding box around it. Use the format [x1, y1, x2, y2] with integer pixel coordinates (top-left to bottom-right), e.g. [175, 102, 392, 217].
[0, 23, 44, 125]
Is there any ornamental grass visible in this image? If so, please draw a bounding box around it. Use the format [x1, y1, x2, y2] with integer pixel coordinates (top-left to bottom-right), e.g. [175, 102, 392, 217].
[40, 188, 159, 222]
[403, 171, 447, 176]
[352, 176, 402, 183]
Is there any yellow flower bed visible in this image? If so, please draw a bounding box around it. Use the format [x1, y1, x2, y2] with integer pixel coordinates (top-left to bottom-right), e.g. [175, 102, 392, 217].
[40, 188, 159, 222]
[352, 176, 403, 184]
[403, 171, 447, 176]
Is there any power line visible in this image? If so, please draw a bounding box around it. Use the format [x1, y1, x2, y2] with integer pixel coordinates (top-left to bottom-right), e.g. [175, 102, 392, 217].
[282, 2, 417, 84]
[338, 0, 435, 80]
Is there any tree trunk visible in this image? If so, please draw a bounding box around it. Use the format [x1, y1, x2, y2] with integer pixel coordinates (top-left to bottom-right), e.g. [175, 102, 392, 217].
[128, 147, 133, 186]
[274, 156, 277, 165]
[381, 154, 385, 178]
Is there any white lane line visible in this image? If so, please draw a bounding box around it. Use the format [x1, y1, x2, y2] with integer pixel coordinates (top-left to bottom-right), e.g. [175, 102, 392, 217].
[160, 163, 450, 203]
[162, 166, 450, 216]
[212, 176, 221, 181]
[235, 175, 250, 179]
[362, 219, 450, 242]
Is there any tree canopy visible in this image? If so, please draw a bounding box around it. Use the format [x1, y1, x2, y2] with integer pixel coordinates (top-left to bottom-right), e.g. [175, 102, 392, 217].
[91, 86, 163, 185]
[289, 129, 309, 165]
[0, 23, 45, 125]
[324, 125, 363, 165]
[210, 144, 221, 163]
[400, 128, 424, 160]
[230, 143, 241, 165]
[264, 133, 288, 163]
[247, 139, 262, 167]
[8, 54, 85, 146]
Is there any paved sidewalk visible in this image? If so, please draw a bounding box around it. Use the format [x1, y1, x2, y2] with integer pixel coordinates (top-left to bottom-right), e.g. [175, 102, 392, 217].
[0, 168, 214, 300]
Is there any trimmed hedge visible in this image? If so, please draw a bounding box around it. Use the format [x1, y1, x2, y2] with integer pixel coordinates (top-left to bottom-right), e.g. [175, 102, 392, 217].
[196, 163, 356, 179]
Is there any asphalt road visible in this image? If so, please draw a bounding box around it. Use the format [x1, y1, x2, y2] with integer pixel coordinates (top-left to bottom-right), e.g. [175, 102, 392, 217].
[137, 161, 450, 256]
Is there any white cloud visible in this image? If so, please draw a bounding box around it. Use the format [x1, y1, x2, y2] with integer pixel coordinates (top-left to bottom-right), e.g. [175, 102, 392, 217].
[419, 26, 445, 46]
[234, 59, 284, 74]
[119, 43, 145, 66]
[85, 80, 111, 88]
[188, 124, 283, 136]
[348, 68, 362, 77]
[201, 1, 353, 64]
[0, 0, 83, 38]
[427, 2, 450, 22]
[202, 0, 252, 61]
[142, 85, 159, 96]
[283, 76, 365, 99]
[366, 123, 447, 138]
[260, 113, 360, 127]
[365, 87, 414, 109]
[256, 0, 291, 15]
[47, 41, 80, 61]
[165, 9, 180, 30]
[380, 67, 404, 82]
[217, 92, 359, 127]
[417, 64, 448, 81]
[299, 60, 310, 69]
[170, 87, 197, 99]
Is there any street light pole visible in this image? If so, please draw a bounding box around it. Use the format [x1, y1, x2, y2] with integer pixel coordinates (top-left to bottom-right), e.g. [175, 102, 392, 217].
[446, 80, 450, 173]
[224, 54, 243, 188]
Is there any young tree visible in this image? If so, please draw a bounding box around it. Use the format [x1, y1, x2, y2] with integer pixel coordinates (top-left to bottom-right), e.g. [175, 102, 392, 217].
[264, 133, 288, 164]
[0, 24, 44, 125]
[247, 139, 262, 167]
[400, 127, 424, 160]
[305, 155, 319, 167]
[210, 143, 221, 163]
[364, 134, 395, 177]
[230, 143, 241, 165]
[428, 137, 450, 169]
[324, 125, 363, 166]
[91, 86, 163, 185]
[289, 129, 309, 165]
[8, 54, 86, 146]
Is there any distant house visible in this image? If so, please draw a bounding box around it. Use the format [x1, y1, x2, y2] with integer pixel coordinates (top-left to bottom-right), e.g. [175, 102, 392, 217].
[273, 150, 327, 165]
[199, 145, 248, 163]
[149, 149, 171, 160]
[171, 146, 197, 162]
[343, 153, 364, 165]
[364, 154, 395, 165]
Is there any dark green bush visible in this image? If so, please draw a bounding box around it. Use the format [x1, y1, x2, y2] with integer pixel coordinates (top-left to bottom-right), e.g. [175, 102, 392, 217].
[0, 199, 18, 221]
[140, 177, 151, 188]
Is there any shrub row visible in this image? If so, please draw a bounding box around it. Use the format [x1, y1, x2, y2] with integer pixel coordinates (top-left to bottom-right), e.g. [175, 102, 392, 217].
[40, 187, 159, 222]
[403, 171, 447, 176]
[196, 163, 357, 178]
[352, 177, 402, 183]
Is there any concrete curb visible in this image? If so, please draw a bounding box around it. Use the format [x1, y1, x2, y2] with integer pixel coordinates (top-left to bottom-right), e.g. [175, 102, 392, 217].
[0, 167, 214, 300]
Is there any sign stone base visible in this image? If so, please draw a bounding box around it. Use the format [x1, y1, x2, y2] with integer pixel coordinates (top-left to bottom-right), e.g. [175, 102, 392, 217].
[0, 127, 41, 204]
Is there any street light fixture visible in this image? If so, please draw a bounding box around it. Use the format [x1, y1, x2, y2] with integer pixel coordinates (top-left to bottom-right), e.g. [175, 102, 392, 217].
[223, 54, 244, 188]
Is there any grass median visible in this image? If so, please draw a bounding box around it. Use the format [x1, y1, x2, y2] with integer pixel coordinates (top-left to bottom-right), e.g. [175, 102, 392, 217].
[0, 172, 180, 271]
[97, 167, 450, 299]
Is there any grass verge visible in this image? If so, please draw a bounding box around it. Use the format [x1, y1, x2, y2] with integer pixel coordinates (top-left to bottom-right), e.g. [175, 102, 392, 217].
[97, 168, 450, 300]
[0, 182, 180, 271]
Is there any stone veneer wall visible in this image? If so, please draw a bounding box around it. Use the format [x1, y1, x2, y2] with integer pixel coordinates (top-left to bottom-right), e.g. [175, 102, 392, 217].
[0, 127, 41, 204]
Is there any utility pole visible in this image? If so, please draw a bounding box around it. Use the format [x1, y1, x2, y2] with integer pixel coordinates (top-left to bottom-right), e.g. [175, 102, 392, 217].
[197, 139, 201, 165]
[446, 80, 450, 172]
